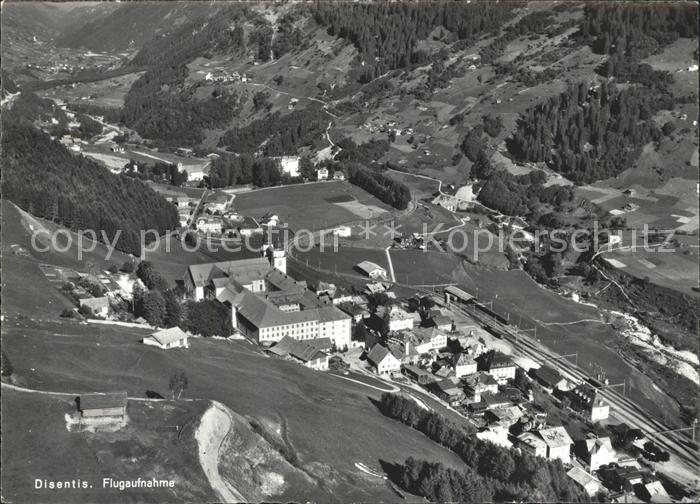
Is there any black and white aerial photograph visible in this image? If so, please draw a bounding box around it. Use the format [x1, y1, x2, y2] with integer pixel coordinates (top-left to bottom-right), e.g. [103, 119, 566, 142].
[0, 1, 698, 502]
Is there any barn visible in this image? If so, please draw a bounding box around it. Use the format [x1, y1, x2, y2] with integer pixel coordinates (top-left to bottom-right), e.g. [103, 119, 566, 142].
[78, 392, 128, 420]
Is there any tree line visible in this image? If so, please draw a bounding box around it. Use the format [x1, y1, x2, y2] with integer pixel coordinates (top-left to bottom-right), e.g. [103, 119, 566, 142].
[347, 165, 411, 210]
[379, 393, 588, 503]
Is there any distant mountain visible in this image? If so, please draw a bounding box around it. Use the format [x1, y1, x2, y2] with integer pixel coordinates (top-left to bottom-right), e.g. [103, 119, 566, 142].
[1, 2, 79, 42]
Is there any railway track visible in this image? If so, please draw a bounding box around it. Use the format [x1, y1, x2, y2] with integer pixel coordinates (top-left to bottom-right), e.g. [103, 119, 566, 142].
[447, 301, 699, 486]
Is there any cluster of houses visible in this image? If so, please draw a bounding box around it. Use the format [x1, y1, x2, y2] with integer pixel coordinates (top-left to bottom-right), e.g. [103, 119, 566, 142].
[204, 70, 248, 83]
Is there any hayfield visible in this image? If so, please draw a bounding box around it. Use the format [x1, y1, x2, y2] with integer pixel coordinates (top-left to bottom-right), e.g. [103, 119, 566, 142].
[2, 318, 470, 502]
[389, 249, 461, 285]
[384, 169, 440, 200]
[233, 181, 392, 231]
[293, 245, 390, 279]
[0, 388, 214, 504]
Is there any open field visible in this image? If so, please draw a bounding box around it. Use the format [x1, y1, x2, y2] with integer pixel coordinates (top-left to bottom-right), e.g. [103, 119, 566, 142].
[294, 245, 390, 279]
[233, 181, 392, 232]
[0, 388, 214, 503]
[602, 244, 699, 296]
[453, 266, 684, 424]
[2, 318, 470, 502]
[389, 249, 461, 286]
[383, 170, 440, 200]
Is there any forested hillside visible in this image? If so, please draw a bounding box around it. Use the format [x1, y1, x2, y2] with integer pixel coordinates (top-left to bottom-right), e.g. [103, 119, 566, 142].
[2, 94, 178, 255]
[507, 82, 669, 183]
[122, 65, 244, 147]
[312, 1, 521, 81]
[580, 2, 698, 82]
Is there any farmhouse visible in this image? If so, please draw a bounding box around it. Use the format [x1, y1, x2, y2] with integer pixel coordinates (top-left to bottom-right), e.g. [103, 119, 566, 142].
[204, 193, 233, 213]
[142, 327, 189, 350]
[317, 167, 329, 180]
[332, 171, 345, 181]
[367, 344, 401, 375]
[79, 296, 109, 317]
[78, 391, 127, 420]
[356, 261, 387, 280]
[430, 378, 466, 406]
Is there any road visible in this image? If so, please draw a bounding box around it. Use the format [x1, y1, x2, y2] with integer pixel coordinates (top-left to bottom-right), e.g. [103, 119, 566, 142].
[447, 301, 699, 489]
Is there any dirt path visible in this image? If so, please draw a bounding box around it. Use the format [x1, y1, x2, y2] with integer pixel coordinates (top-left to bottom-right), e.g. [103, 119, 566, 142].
[195, 401, 247, 503]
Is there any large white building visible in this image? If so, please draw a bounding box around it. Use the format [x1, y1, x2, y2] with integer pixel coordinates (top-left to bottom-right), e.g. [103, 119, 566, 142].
[277, 156, 300, 177]
[184, 254, 351, 349]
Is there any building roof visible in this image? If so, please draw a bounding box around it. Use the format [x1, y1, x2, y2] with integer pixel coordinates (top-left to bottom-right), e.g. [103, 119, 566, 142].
[566, 467, 601, 492]
[585, 436, 615, 455]
[518, 431, 548, 450]
[532, 365, 564, 387]
[356, 261, 386, 275]
[462, 371, 498, 389]
[538, 426, 574, 449]
[489, 352, 515, 369]
[187, 257, 271, 287]
[79, 296, 109, 310]
[79, 391, 128, 411]
[367, 344, 396, 366]
[268, 335, 328, 362]
[444, 285, 473, 301]
[146, 327, 188, 345]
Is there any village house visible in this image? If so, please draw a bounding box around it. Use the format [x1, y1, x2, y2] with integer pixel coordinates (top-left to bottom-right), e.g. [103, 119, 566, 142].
[462, 371, 498, 403]
[79, 296, 110, 317]
[576, 436, 617, 472]
[366, 344, 401, 375]
[571, 384, 610, 422]
[385, 305, 414, 332]
[388, 340, 419, 365]
[78, 391, 128, 421]
[486, 353, 517, 384]
[142, 327, 189, 350]
[566, 467, 603, 497]
[428, 313, 453, 332]
[356, 261, 387, 280]
[402, 364, 435, 385]
[267, 335, 330, 371]
[364, 282, 387, 295]
[411, 327, 447, 353]
[316, 167, 329, 180]
[453, 353, 478, 378]
[178, 161, 210, 182]
[485, 405, 524, 430]
[517, 431, 548, 458]
[430, 378, 466, 407]
[538, 426, 574, 464]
